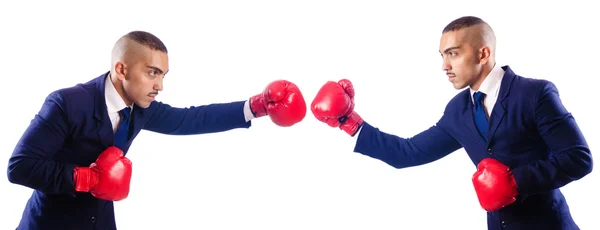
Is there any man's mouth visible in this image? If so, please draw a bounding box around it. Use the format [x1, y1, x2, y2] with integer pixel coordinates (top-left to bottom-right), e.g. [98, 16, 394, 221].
[447, 73, 456, 81]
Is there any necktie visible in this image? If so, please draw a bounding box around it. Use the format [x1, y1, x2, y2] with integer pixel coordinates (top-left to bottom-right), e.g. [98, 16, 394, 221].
[114, 107, 131, 149]
[473, 91, 488, 139]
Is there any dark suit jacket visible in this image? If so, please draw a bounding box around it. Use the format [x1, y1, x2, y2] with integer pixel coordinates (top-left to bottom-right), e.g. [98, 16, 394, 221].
[354, 66, 592, 230]
[7, 72, 252, 230]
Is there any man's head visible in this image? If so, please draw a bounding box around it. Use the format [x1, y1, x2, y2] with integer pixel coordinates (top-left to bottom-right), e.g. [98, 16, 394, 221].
[110, 31, 169, 108]
[439, 16, 496, 90]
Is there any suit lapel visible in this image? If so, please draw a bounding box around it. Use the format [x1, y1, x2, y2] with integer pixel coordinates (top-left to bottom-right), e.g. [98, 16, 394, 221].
[92, 72, 115, 148]
[485, 66, 516, 142]
[486, 101, 506, 141]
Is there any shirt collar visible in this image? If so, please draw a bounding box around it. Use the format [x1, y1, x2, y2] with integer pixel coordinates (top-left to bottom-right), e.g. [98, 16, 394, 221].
[470, 63, 505, 99]
[105, 74, 131, 114]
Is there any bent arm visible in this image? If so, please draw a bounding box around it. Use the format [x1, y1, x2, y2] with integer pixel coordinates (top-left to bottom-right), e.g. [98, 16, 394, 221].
[512, 81, 593, 197]
[142, 100, 252, 135]
[353, 120, 462, 169]
[7, 92, 77, 196]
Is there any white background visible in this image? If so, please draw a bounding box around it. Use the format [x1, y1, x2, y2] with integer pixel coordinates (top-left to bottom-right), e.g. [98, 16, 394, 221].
[1, 0, 598, 229]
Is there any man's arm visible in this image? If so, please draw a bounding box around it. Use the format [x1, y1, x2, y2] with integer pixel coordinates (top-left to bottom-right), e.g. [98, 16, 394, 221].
[353, 120, 463, 169]
[142, 100, 252, 135]
[143, 79, 308, 134]
[7, 91, 78, 196]
[512, 81, 593, 197]
[310, 79, 462, 168]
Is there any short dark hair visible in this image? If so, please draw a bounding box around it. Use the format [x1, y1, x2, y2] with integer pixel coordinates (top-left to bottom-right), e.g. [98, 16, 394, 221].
[124, 30, 168, 53]
[442, 16, 486, 33]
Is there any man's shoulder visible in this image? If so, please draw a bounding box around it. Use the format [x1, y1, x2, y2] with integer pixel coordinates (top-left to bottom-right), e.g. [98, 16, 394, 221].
[44, 73, 106, 109]
[46, 84, 93, 105]
[511, 74, 553, 89]
[501, 66, 557, 94]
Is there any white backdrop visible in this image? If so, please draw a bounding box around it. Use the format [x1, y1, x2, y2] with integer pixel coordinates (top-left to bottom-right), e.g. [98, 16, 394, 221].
[1, 1, 598, 229]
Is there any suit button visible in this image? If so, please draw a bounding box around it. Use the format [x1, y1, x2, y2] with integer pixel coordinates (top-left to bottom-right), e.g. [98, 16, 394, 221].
[487, 148, 492, 154]
[501, 220, 507, 227]
[91, 216, 96, 223]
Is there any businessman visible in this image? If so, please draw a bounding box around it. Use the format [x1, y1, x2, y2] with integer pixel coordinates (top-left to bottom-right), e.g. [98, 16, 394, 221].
[311, 16, 592, 230]
[7, 31, 307, 230]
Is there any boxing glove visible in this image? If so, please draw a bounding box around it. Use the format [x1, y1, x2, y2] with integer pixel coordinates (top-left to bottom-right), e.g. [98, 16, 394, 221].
[472, 158, 518, 212]
[249, 80, 307, 127]
[74, 146, 133, 201]
[311, 79, 363, 136]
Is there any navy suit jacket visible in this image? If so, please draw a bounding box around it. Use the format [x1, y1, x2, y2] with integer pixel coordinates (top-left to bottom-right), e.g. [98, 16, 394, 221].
[7, 72, 252, 230]
[354, 66, 592, 230]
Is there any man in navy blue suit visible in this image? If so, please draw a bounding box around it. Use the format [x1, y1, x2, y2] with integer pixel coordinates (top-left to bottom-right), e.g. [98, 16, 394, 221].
[7, 31, 308, 230]
[311, 16, 592, 230]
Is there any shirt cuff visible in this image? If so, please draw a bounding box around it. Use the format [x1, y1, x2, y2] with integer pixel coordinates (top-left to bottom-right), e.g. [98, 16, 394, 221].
[243, 100, 256, 122]
[351, 125, 363, 150]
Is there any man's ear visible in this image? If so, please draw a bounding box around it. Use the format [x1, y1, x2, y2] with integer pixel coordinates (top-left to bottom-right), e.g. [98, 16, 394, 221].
[479, 46, 491, 64]
[115, 62, 127, 80]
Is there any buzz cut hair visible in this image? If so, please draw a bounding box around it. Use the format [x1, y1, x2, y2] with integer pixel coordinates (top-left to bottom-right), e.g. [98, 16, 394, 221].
[124, 30, 168, 53]
[442, 16, 486, 33]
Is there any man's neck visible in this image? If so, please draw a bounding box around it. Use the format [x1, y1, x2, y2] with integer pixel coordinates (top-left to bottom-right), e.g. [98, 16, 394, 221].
[471, 62, 496, 91]
[108, 72, 133, 107]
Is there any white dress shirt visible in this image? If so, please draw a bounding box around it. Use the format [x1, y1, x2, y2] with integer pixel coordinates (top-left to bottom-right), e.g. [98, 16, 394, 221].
[104, 75, 132, 133]
[469, 63, 505, 118]
[104, 75, 255, 133]
[351, 63, 505, 144]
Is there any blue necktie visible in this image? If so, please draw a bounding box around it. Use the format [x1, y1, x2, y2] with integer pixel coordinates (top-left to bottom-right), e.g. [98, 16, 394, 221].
[473, 92, 488, 139]
[114, 107, 131, 149]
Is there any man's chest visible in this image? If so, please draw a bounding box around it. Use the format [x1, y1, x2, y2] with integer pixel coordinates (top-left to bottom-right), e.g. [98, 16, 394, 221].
[443, 102, 546, 167]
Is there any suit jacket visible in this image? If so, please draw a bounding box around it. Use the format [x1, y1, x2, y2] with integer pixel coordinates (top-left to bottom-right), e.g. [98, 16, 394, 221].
[353, 66, 592, 230]
[7, 72, 252, 230]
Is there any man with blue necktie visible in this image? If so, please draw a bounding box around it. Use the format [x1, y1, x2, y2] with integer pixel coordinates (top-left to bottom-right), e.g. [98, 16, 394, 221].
[310, 16, 592, 230]
[7, 30, 308, 230]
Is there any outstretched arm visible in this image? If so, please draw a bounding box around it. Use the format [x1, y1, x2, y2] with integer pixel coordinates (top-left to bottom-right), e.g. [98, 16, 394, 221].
[142, 79, 307, 134]
[310, 79, 462, 168]
[142, 100, 251, 135]
[353, 121, 463, 169]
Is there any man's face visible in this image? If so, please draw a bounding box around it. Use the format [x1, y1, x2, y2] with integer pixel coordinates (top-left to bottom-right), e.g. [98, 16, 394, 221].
[439, 29, 483, 90]
[117, 47, 169, 108]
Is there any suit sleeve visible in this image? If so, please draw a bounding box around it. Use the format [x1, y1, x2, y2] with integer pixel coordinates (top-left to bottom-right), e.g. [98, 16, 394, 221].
[512, 81, 593, 197]
[7, 91, 78, 196]
[353, 118, 463, 169]
[142, 100, 252, 135]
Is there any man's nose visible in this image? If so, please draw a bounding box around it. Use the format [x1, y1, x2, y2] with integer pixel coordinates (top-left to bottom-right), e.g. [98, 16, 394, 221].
[154, 78, 163, 91]
[442, 59, 451, 71]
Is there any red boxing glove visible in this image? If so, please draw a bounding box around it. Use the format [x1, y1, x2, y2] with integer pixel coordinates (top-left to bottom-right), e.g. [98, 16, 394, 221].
[472, 158, 518, 212]
[249, 80, 307, 127]
[311, 79, 363, 136]
[74, 146, 133, 201]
